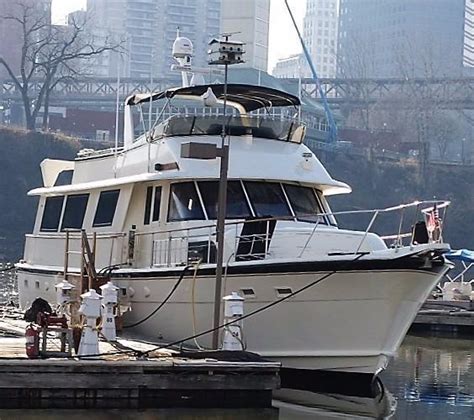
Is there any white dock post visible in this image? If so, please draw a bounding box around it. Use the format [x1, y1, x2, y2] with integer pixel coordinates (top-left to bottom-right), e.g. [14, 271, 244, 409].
[222, 292, 245, 351]
[78, 289, 102, 356]
[100, 281, 119, 341]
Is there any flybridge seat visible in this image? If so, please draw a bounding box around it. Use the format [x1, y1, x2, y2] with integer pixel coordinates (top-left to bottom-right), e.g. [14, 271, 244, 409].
[152, 114, 306, 143]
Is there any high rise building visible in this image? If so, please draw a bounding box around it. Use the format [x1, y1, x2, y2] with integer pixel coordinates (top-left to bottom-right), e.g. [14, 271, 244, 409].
[86, 0, 221, 79]
[303, 0, 338, 78]
[273, 0, 338, 79]
[464, 0, 474, 68]
[220, 0, 270, 72]
[338, 0, 466, 78]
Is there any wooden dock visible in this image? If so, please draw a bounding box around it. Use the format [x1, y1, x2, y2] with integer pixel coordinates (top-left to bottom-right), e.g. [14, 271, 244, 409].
[411, 300, 474, 333]
[0, 316, 280, 409]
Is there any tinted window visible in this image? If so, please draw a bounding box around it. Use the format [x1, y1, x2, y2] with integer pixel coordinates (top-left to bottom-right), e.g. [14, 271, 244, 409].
[244, 182, 292, 218]
[61, 194, 89, 230]
[93, 190, 120, 227]
[144, 186, 153, 225]
[40, 196, 64, 232]
[152, 186, 162, 222]
[284, 185, 325, 224]
[198, 181, 252, 219]
[168, 182, 205, 221]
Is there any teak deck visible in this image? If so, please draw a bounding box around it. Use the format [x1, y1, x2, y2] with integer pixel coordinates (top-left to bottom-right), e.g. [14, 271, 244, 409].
[0, 316, 280, 409]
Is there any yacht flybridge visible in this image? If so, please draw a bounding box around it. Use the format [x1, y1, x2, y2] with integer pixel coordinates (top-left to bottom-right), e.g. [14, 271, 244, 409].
[17, 68, 451, 377]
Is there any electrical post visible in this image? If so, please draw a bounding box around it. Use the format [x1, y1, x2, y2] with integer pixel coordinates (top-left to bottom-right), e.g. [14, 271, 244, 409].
[179, 36, 244, 350]
[208, 36, 244, 349]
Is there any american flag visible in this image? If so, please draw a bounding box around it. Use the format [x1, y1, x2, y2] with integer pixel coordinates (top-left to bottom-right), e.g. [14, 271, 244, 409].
[427, 204, 439, 232]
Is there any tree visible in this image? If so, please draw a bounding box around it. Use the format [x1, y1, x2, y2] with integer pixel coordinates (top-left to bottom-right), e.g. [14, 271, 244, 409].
[0, 1, 119, 130]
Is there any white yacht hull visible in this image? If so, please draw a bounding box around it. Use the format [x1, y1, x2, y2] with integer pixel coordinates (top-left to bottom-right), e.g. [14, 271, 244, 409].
[17, 259, 447, 375]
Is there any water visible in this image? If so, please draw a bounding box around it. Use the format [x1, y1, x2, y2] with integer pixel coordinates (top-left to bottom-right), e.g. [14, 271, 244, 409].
[0, 272, 472, 419]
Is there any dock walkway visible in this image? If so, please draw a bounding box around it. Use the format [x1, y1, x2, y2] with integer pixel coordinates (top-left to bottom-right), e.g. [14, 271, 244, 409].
[412, 300, 474, 333]
[0, 315, 280, 409]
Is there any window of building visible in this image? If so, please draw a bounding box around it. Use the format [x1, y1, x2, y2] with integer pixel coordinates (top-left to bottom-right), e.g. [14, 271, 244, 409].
[40, 196, 64, 232]
[244, 182, 291, 218]
[168, 182, 205, 222]
[284, 185, 326, 224]
[93, 190, 120, 227]
[198, 180, 252, 219]
[61, 194, 89, 230]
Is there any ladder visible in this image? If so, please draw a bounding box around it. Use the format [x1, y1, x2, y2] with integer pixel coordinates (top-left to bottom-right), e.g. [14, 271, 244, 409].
[63, 229, 103, 293]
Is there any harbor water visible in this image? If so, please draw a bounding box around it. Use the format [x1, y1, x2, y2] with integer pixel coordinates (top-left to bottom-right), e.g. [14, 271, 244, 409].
[1, 271, 472, 419]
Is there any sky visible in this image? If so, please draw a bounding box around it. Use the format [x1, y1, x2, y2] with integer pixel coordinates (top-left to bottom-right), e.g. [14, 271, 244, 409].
[51, 0, 306, 72]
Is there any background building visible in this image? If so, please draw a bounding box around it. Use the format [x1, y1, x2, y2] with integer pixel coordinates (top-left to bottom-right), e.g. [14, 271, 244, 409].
[338, 0, 466, 78]
[220, 0, 270, 71]
[303, 0, 338, 78]
[272, 54, 304, 78]
[273, 0, 338, 79]
[86, 0, 221, 79]
[464, 0, 474, 68]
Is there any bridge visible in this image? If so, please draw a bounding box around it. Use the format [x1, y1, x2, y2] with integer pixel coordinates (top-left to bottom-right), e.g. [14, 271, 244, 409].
[1, 76, 474, 110]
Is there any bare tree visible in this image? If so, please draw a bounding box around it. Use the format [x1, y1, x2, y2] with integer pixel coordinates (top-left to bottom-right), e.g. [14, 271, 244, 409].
[0, 1, 119, 130]
[337, 33, 378, 130]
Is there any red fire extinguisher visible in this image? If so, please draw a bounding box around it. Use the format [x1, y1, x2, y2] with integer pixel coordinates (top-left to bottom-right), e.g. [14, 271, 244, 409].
[25, 324, 39, 359]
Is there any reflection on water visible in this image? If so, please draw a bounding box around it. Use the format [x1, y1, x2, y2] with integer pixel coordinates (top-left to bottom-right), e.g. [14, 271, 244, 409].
[381, 332, 473, 419]
[274, 384, 396, 419]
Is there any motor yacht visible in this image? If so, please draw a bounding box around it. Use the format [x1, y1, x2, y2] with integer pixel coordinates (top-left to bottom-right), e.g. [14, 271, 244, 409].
[16, 73, 451, 377]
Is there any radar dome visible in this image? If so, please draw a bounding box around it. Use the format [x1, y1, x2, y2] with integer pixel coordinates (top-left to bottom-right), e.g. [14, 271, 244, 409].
[172, 36, 194, 58]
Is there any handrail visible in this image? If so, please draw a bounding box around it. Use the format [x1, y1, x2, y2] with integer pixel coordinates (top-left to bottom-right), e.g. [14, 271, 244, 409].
[133, 199, 451, 237]
[27, 232, 127, 240]
[27, 199, 450, 270]
[29, 199, 450, 244]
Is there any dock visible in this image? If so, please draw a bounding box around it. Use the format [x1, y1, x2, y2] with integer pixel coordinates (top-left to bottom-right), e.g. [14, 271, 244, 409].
[0, 314, 280, 409]
[411, 300, 474, 333]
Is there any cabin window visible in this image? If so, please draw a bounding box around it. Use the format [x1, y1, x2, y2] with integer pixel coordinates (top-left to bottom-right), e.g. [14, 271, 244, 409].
[93, 189, 120, 227]
[61, 194, 89, 230]
[243, 181, 292, 218]
[40, 196, 64, 232]
[198, 180, 252, 219]
[284, 184, 326, 224]
[168, 182, 205, 221]
[152, 186, 162, 222]
[144, 186, 153, 225]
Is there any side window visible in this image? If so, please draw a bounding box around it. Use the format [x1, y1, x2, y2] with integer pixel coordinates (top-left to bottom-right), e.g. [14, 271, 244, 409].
[61, 194, 89, 230]
[198, 180, 252, 219]
[244, 181, 292, 218]
[152, 186, 162, 222]
[284, 184, 326, 224]
[40, 196, 64, 232]
[168, 182, 205, 222]
[93, 190, 120, 227]
[144, 186, 153, 225]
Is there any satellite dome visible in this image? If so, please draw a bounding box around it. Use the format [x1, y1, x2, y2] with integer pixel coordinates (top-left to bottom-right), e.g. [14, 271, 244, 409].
[172, 36, 194, 58]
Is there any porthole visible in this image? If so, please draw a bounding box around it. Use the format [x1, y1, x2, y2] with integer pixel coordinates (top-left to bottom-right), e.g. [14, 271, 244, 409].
[276, 287, 293, 298]
[240, 288, 256, 298]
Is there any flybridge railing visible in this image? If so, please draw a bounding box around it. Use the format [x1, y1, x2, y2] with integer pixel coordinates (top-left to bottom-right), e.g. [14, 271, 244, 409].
[132, 200, 450, 268]
[149, 114, 306, 144]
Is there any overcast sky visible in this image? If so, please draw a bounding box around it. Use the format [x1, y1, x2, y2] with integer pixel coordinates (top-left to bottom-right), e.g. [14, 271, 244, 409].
[51, 0, 305, 73]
